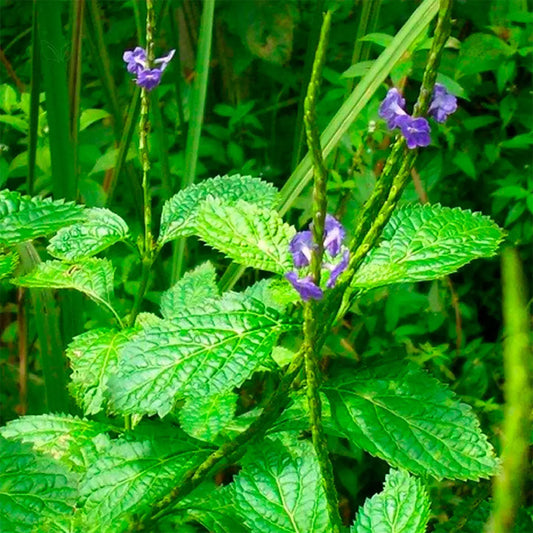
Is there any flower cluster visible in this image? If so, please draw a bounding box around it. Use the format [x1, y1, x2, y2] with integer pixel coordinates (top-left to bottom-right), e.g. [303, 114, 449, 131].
[378, 84, 457, 149]
[123, 46, 175, 91]
[285, 215, 349, 301]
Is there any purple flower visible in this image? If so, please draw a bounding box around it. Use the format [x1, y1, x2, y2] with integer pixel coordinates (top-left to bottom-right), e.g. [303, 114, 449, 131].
[123, 47, 147, 75]
[136, 68, 163, 91]
[379, 88, 408, 129]
[429, 83, 457, 123]
[289, 231, 315, 268]
[285, 272, 323, 301]
[323, 215, 345, 257]
[396, 115, 431, 149]
[123, 46, 175, 91]
[325, 250, 349, 288]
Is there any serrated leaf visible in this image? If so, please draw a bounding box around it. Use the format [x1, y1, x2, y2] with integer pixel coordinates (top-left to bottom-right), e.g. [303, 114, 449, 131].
[80, 429, 211, 530]
[351, 469, 430, 533]
[352, 205, 504, 290]
[160, 261, 219, 319]
[0, 250, 19, 279]
[179, 485, 248, 533]
[232, 437, 330, 533]
[13, 259, 114, 306]
[0, 189, 85, 245]
[159, 174, 278, 245]
[180, 392, 238, 443]
[243, 278, 299, 313]
[67, 328, 136, 415]
[0, 436, 78, 533]
[0, 414, 111, 473]
[196, 199, 295, 274]
[322, 359, 498, 480]
[47, 208, 129, 261]
[109, 293, 299, 417]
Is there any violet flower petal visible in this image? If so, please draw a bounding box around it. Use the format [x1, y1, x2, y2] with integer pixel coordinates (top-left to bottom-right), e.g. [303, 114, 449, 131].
[429, 83, 457, 123]
[285, 271, 323, 301]
[325, 250, 349, 289]
[289, 230, 315, 268]
[379, 88, 408, 130]
[154, 49, 176, 72]
[123, 46, 147, 75]
[136, 68, 163, 91]
[397, 115, 431, 149]
[323, 215, 346, 257]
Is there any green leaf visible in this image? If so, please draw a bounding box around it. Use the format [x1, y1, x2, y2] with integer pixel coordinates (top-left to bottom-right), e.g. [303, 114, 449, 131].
[352, 205, 504, 290]
[0, 189, 85, 246]
[109, 293, 299, 417]
[80, 429, 211, 530]
[13, 259, 114, 306]
[0, 250, 19, 279]
[196, 198, 295, 274]
[322, 358, 499, 480]
[160, 261, 218, 319]
[179, 392, 238, 443]
[351, 469, 430, 533]
[0, 414, 111, 473]
[232, 437, 330, 532]
[457, 33, 514, 78]
[0, 436, 78, 533]
[47, 208, 129, 261]
[67, 328, 135, 415]
[158, 174, 278, 245]
[79, 108, 110, 131]
[243, 278, 299, 313]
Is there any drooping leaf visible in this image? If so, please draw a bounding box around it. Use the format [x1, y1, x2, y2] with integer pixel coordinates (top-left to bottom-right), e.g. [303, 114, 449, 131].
[179, 392, 238, 443]
[109, 293, 299, 417]
[13, 259, 114, 306]
[322, 358, 498, 480]
[0, 436, 78, 533]
[47, 208, 129, 261]
[0, 414, 112, 473]
[67, 328, 136, 415]
[158, 174, 278, 245]
[0, 250, 19, 279]
[196, 198, 295, 274]
[80, 428, 211, 531]
[178, 484, 248, 533]
[352, 205, 504, 290]
[351, 469, 430, 533]
[160, 261, 219, 319]
[0, 189, 85, 246]
[232, 437, 330, 533]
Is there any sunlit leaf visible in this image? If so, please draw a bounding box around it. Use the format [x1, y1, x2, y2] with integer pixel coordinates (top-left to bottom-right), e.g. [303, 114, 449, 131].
[0, 250, 19, 279]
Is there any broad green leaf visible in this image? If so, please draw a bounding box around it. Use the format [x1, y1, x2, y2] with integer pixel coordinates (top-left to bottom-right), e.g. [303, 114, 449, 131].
[179, 392, 238, 443]
[243, 278, 298, 313]
[0, 250, 18, 279]
[232, 437, 330, 532]
[178, 485, 248, 533]
[109, 293, 299, 417]
[80, 429, 211, 531]
[160, 261, 218, 319]
[457, 33, 514, 78]
[352, 205, 504, 290]
[47, 208, 129, 261]
[0, 414, 111, 473]
[67, 328, 136, 415]
[13, 259, 114, 307]
[159, 174, 278, 245]
[322, 359, 498, 480]
[0, 189, 85, 245]
[351, 469, 430, 533]
[196, 198, 295, 274]
[79, 108, 111, 131]
[0, 436, 78, 533]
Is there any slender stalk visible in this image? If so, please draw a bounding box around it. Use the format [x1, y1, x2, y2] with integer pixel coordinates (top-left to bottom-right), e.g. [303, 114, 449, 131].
[487, 248, 531, 533]
[301, 11, 342, 531]
[171, 0, 215, 283]
[28, 0, 40, 196]
[17, 288, 28, 416]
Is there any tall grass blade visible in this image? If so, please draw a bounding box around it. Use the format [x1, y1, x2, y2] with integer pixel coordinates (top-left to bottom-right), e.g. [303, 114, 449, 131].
[219, 0, 439, 291]
[28, 0, 41, 196]
[171, 0, 216, 282]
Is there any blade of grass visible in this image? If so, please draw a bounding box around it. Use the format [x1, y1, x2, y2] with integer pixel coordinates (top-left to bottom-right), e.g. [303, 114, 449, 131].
[28, 0, 41, 196]
[17, 243, 69, 413]
[218, 0, 439, 292]
[171, 0, 215, 283]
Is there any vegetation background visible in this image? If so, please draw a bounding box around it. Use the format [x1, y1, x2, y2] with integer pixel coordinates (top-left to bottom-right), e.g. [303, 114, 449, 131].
[0, 0, 531, 529]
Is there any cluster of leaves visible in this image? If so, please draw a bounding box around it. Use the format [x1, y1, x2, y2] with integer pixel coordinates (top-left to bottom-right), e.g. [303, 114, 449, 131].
[0, 170, 505, 531]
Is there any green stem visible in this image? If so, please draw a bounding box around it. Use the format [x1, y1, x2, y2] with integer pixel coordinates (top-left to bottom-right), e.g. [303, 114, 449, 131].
[128, 258, 152, 328]
[28, 0, 40, 196]
[487, 248, 531, 533]
[301, 11, 342, 531]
